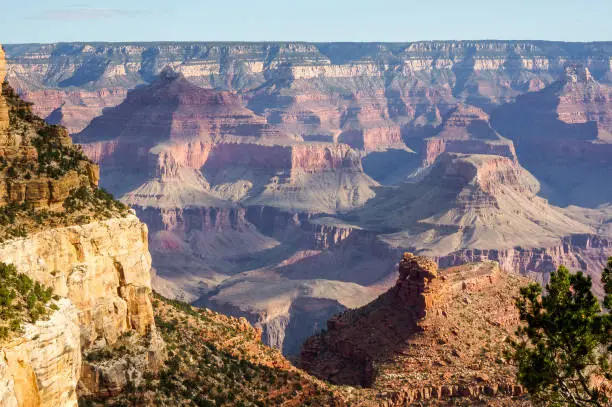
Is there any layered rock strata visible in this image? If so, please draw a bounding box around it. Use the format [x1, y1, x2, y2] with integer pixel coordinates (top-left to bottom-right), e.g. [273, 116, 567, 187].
[6, 41, 612, 139]
[491, 65, 612, 207]
[421, 104, 517, 166]
[74, 70, 377, 214]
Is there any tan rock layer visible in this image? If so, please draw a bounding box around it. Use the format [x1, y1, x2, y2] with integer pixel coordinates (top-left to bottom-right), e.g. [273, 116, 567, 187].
[0, 299, 81, 407]
[0, 166, 98, 208]
[0, 215, 154, 348]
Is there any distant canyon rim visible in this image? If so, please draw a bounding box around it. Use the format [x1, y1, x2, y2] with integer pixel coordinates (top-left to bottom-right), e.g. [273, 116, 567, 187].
[5, 41, 612, 354]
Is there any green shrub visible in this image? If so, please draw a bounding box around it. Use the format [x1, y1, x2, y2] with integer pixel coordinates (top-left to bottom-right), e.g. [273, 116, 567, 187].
[63, 186, 127, 218]
[0, 262, 56, 340]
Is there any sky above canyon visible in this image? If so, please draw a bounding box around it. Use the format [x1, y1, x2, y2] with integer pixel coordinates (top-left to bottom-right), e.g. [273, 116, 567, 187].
[2, 0, 611, 43]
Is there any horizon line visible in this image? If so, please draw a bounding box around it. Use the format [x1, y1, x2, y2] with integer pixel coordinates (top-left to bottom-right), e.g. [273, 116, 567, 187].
[4, 39, 612, 46]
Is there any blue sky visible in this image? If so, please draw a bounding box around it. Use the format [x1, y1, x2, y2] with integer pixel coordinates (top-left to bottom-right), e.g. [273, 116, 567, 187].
[2, 0, 611, 43]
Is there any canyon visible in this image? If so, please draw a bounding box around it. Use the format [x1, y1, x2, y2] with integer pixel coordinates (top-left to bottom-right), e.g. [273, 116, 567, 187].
[4, 41, 612, 356]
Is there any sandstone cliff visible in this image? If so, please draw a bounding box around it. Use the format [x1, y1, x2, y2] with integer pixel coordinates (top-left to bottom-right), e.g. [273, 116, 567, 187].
[0, 43, 164, 405]
[0, 299, 81, 407]
[0, 214, 166, 401]
[0, 214, 154, 347]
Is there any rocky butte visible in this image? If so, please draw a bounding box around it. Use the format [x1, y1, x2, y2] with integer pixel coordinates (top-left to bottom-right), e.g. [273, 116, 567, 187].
[300, 253, 530, 405]
[4, 41, 612, 355]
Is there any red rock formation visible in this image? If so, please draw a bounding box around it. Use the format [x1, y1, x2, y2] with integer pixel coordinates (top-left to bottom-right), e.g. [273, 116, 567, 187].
[437, 233, 612, 298]
[73, 68, 376, 215]
[299, 255, 528, 404]
[422, 104, 517, 166]
[76, 68, 285, 152]
[299, 253, 441, 387]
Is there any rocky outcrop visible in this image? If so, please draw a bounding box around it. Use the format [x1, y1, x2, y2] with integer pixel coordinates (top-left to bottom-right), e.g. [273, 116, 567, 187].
[0, 299, 81, 407]
[300, 255, 527, 404]
[78, 329, 166, 399]
[299, 253, 440, 386]
[1, 165, 98, 208]
[0, 62, 100, 208]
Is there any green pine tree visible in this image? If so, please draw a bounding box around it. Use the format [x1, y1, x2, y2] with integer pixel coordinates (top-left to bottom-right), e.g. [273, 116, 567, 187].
[510, 262, 611, 406]
[603, 257, 612, 311]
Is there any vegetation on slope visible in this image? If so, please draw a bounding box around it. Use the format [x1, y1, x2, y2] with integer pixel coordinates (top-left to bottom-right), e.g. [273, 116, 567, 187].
[81, 294, 362, 406]
[0, 262, 57, 341]
[0, 80, 129, 241]
[3, 82, 88, 179]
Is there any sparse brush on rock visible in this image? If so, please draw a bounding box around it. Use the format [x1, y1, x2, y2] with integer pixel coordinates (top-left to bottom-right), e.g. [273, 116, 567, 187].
[0, 79, 129, 241]
[32, 125, 89, 179]
[83, 293, 349, 406]
[0, 261, 57, 340]
[63, 186, 128, 217]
